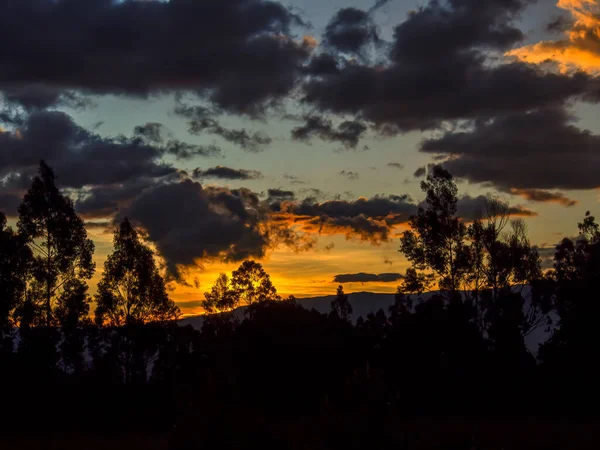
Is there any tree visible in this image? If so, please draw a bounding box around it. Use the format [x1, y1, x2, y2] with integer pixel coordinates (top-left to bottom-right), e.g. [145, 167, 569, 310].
[202, 273, 236, 313]
[0, 212, 32, 350]
[55, 279, 91, 373]
[95, 218, 179, 326]
[540, 211, 600, 368]
[17, 161, 94, 328]
[468, 207, 544, 340]
[399, 166, 469, 297]
[95, 218, 179, 384]
[230, 260, 280, 308]
[331, 285, 353, 322]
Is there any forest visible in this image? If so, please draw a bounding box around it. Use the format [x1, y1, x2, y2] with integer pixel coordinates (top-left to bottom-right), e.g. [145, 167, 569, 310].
[1, 162, 599, 449]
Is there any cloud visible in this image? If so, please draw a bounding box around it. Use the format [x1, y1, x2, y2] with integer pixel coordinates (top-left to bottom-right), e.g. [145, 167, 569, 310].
[193, 166, 263, 180]
[133, 122, 165, 144]
[340, 170, 360, 180]
[74, 176, 169, 220]
[291, 116, 368, 149]
[413, 166, 426, 177]
[0, 0, 311, 115]
[84, 220, 112, 232]
[323, 7, 380, 59]
[302, 0, 592, 132]
[536, 245, 557, 269]
[421, 106, 600, 191]
[174, 104, 272, 152]
[508, 0, 600, 74]
[163, 141, 223, 159]
[118, 180, 314, 281]
[2, 85, 90, 111]
[270, 194, 417, 244]
[387, 162, 404, 170]
[0, 192, 22, 217]
[333, 272, 404, 283]
[454, 195, 537, 221]
[119, 180, 270, 281]
[0, 111, 177, 191]
[134, 121, 224, 159]
[508, 188, 578, 206]
[267, 189, 295, 201]
[283, 174, 306, 185]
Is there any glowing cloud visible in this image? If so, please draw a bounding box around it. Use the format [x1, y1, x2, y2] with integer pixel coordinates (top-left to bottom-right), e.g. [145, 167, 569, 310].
[508, 0, 600, 73]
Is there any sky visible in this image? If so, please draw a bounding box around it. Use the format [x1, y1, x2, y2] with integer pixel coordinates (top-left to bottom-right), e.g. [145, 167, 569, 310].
[1, 0, 600, 316]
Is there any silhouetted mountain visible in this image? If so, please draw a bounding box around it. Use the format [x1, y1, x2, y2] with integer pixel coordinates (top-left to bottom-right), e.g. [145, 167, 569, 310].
[179, 286, 554, 355]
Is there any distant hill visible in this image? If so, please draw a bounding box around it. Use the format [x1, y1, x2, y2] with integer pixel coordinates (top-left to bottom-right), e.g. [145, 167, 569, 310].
[179, 288, 554, 356]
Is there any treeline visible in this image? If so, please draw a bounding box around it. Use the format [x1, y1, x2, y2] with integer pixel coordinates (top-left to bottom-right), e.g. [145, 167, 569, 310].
[0, 163, 599, 445]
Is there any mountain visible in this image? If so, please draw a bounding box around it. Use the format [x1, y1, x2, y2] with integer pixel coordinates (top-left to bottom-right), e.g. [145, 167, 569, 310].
[179, 288, 555, 356]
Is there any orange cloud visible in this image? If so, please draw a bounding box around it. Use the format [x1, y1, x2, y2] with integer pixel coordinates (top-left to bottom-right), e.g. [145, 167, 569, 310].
[302, 35, 318, 49]
[507, 0, 600, 73]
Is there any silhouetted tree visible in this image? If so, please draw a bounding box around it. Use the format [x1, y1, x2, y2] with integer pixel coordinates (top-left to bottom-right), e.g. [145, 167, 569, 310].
[94, 218, 179, 384]
[540, 211, 600, 372]
[331, 285, 352, 322]
[400, 166, 469, 297]
[202, 273, 236, 313]
[230, 260, 280, 308]
[0, 212, 32, 351]
[55, 279, 91, 373]
[95, 218, 179, 326]
[17, 161, 95, 328]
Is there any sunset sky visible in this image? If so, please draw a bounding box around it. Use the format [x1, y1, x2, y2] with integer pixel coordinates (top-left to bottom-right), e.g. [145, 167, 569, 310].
[1, 0, 600, 316]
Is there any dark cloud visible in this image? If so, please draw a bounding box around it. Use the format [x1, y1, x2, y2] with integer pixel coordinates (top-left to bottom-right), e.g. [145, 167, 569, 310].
[283, 174, 306, 185]
[323, 8, 380, 59]
[118, 180, 313, 281]
[163, 141, 223, 159]
[387, 162, 404, 170]
[2, 85, 90, 111]
[508, 188, 577, 207]
[391, 0, 532, 63]
[267, 189, 295, 201]
[302, 0, 593, 132]
[271, 194, 416, 244]
[193, 166, 263, 181]
[413, 166, 426, 177]
[333, 272, 403, 283]
[133, 123, 165, 144]
[454, 195, 537, 222]
[175, 104, 272, 152]
[421, 107, 600, 190]
[120, 180, 269, 280]
[340, 170, 359, 180]
[0, 111, 177, 190]
[0, 0, 311, 115]
[368, 0, 393, 14]
[74, 176, 170, 220]
[292, 116, 368, 149]
[133, 121, 223, 159]
[0, 192, 22, 217]
[303, 53, 341, 76]
[546, 15, 572, 34]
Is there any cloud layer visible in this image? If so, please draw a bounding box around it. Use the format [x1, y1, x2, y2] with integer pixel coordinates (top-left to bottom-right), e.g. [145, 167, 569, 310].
[333, 272, 403, 283]
[0, 0, 311, 114]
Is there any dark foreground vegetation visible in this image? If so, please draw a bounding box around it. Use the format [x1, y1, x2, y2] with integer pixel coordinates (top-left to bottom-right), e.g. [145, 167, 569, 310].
[1, 163, 599, 449]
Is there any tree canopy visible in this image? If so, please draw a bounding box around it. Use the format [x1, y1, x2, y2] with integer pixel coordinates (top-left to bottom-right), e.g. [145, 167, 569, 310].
[17, 161, 94, 328]
[95, 218, 179, 326]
